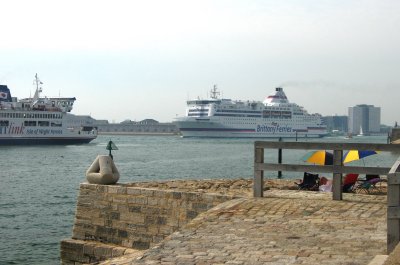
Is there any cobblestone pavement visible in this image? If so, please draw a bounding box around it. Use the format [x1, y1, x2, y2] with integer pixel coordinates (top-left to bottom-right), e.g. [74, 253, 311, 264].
[100, 190, 387, 265]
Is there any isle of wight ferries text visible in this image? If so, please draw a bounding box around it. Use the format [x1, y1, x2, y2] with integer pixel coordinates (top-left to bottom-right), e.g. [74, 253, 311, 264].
[0, 123, 63, 135]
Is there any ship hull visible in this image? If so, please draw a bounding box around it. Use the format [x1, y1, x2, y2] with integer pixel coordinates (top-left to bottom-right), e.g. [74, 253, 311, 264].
[174, 118, 327, 138]
[0, 117, 98, 145]
[0, 136, 96, 145]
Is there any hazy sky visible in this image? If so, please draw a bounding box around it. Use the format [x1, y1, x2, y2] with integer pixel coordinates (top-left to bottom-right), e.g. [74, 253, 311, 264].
[0, 0, 399, 125]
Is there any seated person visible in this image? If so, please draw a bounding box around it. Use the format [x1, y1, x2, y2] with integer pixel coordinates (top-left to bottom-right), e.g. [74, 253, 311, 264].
[319, 176, 332, 192]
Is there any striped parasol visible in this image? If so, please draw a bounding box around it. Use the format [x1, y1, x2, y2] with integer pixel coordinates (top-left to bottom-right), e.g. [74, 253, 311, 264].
[343, 150, 379, 164]
[302, 150, 333, 165]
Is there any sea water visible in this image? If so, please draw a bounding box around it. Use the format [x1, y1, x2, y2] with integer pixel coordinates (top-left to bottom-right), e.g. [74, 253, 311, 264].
[0, 135, 398, 265]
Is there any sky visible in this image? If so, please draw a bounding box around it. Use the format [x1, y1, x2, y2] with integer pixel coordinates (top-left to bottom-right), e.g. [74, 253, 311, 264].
[0, 0, 399, 125]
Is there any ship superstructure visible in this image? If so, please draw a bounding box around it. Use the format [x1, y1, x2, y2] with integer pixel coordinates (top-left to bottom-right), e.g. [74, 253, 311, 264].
[174, 86, 327, 138]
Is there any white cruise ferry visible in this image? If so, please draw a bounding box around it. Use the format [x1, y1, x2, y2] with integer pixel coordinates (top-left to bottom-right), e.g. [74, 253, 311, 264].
[0, 74, 97, 145]
[174, 86, 327, 138]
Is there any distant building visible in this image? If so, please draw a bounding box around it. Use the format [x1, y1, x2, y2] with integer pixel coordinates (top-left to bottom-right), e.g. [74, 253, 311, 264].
[65, 115, 178, 134]
[322, 116, 348, 133]
[348, 104, 381, 135]
[95, 119, 178, 134]
[65, 114, 99, 126]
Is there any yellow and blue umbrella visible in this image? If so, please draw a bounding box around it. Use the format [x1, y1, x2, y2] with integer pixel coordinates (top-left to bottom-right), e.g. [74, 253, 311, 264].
[303, 150, 333, 165]
[343, 150, 378, 164]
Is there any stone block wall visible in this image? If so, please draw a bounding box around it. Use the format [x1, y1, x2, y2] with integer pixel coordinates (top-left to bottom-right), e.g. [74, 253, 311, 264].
[61, 183, 236, 264]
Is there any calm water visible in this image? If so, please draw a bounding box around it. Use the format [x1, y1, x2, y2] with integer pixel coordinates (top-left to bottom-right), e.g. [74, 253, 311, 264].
[0, 135, 399, 265]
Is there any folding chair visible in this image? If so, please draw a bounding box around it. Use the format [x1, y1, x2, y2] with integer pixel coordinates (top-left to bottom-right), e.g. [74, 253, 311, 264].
[355, 175, 382, 194]
[342, 173, 359, 193]
[295, 172, 320, 191]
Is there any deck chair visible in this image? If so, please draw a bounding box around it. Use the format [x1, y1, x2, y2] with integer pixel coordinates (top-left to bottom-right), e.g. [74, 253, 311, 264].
[295, 172, 319, 191]
[355, 175, 382, 193]
[342, 173, 359, 193]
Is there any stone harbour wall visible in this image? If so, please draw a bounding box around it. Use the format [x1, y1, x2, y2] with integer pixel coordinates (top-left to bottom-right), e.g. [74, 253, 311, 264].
[60, 183, 237, 264]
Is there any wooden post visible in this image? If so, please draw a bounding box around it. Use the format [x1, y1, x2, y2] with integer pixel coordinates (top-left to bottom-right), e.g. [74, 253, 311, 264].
[387, 172, 400, 253]
[254, 145, 264, 197]
[387, 159, 400, 254]
[278, 137, 282, 178]
[332, 149, 343, 201]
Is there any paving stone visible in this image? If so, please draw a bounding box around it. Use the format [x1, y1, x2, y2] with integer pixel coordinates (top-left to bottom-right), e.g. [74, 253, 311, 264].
[96, 190, 388, 265]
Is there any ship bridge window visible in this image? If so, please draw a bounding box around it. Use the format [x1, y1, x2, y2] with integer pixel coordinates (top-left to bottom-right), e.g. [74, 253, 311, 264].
[187, 100, 218, 105]
[0, 120, 9, 126]
[51, 122, 62, 127]
[262, 110, 271, 118]
[24, 121, 37, 126]
[188, 109, 209, 113]
[38, 121, 50, 127]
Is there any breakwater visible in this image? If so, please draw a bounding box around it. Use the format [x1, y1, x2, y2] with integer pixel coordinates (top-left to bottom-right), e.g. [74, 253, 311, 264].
[60, 183, 237, 264]
[61, 179, 400, 265]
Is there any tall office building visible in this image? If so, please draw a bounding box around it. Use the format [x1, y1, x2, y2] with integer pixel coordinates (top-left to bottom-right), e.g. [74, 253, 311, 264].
[322, 116, 348, 133]
[348, 104, 381, 135]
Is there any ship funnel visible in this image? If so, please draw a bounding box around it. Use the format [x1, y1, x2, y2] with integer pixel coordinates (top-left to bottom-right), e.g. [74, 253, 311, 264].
[264, 87, 289, 105]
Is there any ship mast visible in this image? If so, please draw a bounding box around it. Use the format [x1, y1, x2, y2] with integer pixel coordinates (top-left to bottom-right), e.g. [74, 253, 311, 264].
[210, 84, 220, 99]
[32, 74, 43, 99]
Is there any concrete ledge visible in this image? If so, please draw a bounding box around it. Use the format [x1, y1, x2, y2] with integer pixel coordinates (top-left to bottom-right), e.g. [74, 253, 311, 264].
[60, 239, 139, 265]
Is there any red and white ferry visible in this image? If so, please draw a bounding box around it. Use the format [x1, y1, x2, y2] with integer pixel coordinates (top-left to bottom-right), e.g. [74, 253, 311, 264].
[174, 86, 327, 138]
[0, 74, 97, 145]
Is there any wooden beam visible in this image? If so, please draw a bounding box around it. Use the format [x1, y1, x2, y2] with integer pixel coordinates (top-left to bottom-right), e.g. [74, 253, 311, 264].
[254, 147, 264, 197]
[254, 141, 400, 152]
[388, 173, 400, 185]
[389, 159, 400, 174]
[257, 163, 391, 175]
[387, 159, 400, 254]
[388, 206, 400, 219]
[332, 150, 343, 201]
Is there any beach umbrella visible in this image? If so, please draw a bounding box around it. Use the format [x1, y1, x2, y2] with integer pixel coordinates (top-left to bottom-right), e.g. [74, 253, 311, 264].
[302, 150, 333, 165]
[342, 150, 378, 164]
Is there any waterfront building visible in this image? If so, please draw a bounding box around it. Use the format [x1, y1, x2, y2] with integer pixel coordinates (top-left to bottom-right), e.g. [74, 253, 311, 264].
[66, 115, 178, 135]
[322, 115, 348, 134]
[348, 104, 381, 135]
[95, 119, 178, 134]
